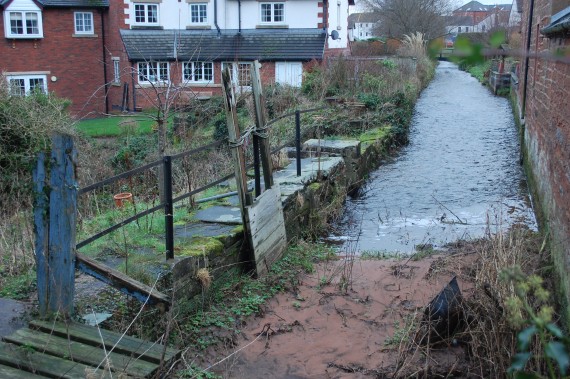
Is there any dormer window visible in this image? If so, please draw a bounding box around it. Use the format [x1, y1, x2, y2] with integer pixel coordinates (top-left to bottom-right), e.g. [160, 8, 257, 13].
[4, 10, 43, 38]
[260, 3, 284, 23]
[134, 3, 158, 26]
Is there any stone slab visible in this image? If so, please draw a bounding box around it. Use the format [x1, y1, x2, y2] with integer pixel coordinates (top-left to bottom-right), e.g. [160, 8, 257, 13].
[274, 156, 344, 198]
[304, 139, 361, 158]
[174, 222, 237, 238]
[195, 205, 242, 225]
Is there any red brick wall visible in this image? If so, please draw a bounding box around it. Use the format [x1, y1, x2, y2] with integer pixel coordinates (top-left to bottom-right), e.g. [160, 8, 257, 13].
[104, 0, 132, 113]
[132, 61, 280, 110]
[0, 8, 107, 118]
[518, 0, 570, 323]
[453, 10, 489, 24]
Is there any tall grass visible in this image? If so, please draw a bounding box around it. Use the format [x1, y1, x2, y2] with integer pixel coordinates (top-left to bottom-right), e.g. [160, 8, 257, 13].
[391, 225, 547, 377]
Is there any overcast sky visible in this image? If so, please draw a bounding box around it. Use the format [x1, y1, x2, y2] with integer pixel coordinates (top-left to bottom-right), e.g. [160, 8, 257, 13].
[352, 0, 513, 12]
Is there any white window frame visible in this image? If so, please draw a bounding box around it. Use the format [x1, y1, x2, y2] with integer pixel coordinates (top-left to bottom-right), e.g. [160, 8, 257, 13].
[259, 2, 285, 24]
[4, 10, 43, 38]
[222, 62, 252, 92]
[112, 58, 121, 84]
[137, 61, 169, 84]
[74, 12, 94, 34]
[189, 3, 207, 25]
[183, 61, 213, 83]
[133, 3, 159, 26]
[7, 74, 47, 96]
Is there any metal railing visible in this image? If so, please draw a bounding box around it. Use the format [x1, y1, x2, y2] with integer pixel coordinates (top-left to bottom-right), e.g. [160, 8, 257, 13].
[75, 105, 328, 260]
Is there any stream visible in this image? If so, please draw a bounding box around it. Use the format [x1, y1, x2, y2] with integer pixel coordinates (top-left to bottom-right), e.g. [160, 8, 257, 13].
[331, 61, 537, 254]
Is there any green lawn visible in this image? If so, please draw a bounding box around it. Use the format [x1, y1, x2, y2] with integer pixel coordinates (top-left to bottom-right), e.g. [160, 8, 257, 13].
[76, 113, 173, 137]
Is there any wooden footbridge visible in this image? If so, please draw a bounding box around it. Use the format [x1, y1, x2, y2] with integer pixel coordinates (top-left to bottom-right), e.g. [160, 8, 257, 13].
[0, 320, 180, 378]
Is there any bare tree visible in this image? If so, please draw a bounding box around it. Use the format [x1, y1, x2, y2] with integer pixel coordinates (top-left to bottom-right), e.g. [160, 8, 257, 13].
[363, 0, 454, 40]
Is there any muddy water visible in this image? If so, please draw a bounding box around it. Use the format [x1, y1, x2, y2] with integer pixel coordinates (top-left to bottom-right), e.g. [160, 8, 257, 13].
[333, 61, 536, 253]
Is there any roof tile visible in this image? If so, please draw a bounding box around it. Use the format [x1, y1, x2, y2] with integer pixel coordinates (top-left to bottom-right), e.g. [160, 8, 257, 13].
[120, 29, 326, 61]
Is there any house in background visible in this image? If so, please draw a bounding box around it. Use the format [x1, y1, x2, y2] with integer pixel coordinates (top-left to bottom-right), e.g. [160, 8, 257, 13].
[451, 1, 512, 32]
[105, 0, 355, 112]
[1, 0, 354, 117]
[508, 0, 522, 30]
[453, 0, 494, 24]
[348, 12, 380, 41]
[0, 0, 109, 117]
[445, 1, 513, 46]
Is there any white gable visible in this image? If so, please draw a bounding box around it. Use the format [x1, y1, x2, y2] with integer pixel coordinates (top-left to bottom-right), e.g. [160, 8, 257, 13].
[5, 0, 41, 11]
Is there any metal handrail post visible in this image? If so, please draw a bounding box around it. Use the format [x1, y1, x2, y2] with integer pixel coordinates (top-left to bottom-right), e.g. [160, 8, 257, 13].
[164, 155, 174, 260]
[295, 110, 301, 176]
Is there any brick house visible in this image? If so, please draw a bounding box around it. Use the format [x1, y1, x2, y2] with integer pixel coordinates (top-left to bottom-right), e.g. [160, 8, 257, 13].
[516, 1, 570, 324]
[0, 0, 109, 118]
[1, 0, 353, 117]
[448, 1, 512, 35]
[453, 1, 500, 24]
[107, 0, 355, 111]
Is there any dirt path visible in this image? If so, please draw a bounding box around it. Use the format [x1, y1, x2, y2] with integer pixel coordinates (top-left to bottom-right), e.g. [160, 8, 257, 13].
[206, 252, 478, 378]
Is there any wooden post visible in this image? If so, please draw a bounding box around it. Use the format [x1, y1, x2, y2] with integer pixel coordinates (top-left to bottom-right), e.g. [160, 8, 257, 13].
[251, 60, 274, 190]
[221, 67, 250, 223]
[33, 134, 77, 318]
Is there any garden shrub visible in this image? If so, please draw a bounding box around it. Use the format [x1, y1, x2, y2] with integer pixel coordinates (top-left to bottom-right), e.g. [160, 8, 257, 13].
[111, 135, 158, 172]
[0, 78, 75, 208]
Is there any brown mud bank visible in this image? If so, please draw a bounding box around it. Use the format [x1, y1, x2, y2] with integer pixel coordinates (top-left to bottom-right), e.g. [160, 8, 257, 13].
[195, 226, 547, 378]
[198, 245, 480, 377]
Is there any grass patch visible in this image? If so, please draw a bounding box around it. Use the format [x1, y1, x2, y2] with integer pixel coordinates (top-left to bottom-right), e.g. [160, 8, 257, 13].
[359, 126, 391, 143]
[0, 271, 36, 300]
[77, 199, 195, 258]
[466, 60, 492, 83]
[76, 113, 173, 137]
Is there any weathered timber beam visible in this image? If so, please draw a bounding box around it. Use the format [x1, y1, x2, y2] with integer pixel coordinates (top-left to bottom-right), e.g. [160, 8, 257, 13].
[75, 253, 170, 309]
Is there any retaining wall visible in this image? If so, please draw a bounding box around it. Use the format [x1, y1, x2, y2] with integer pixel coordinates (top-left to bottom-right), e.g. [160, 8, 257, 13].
[170, 130, 397, 300]
[517, 0, 570, 324]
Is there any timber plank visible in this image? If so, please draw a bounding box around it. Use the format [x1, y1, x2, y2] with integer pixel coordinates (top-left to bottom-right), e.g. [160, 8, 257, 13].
[0, 341, 100, 378]
[75, 253, 170, 307]
[0, 363, 49, 378]
[246, 186, 287, 275]
[29, 320, 179, 364]
[3, 329, 157, 378]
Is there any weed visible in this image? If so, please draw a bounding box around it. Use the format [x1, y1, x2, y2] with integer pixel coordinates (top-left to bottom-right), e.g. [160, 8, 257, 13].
[0, 271, 36, 300]
[384, 313, 417, 347]
[179, 365, 221, 378]
[503, 267, 570, 378]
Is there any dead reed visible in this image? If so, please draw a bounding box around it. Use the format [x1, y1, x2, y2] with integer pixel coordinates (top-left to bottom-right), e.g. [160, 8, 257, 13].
[388, 225, 546, 378]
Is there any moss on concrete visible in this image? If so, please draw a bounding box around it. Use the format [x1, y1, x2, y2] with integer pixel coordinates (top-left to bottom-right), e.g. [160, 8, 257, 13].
[177, 236, 225, 257]
[359, 127, 390, 143]
[231, 225, 244, 235]
[308, 182, 322, 191]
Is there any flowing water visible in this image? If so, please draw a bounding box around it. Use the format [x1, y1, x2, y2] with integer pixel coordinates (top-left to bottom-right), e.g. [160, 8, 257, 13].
[332, 61, 537, 254]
